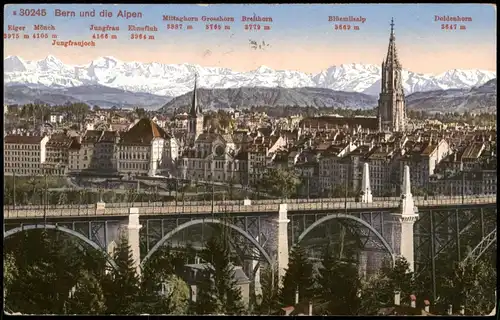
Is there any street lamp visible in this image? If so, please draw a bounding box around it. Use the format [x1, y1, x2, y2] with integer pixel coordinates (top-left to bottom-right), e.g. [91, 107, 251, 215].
[306, 175, 310, 200]
[12, 172, 16, 209]
[211, 178, 215, 215]
[344, 164, 349, 212]
[461, 170, 465, 204]
[44, 169, 48, 227]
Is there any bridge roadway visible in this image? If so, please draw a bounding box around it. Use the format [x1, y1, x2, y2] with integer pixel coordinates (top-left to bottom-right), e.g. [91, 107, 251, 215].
[3, 195, 496, 219]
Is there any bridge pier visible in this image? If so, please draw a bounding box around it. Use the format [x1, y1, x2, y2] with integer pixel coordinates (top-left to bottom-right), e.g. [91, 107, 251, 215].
[360, 162, 373, 203]
[358, 251, 368, 279]
[393, 165, 419, 272]
[276, 204, 290, 286]
[251, 235, 262, 296]
[127, 208, 142, 277]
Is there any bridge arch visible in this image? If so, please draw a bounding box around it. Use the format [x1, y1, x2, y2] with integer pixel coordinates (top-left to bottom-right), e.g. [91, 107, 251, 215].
[140, 219, 274, 269]
[297, 213, 395, 259]
[463, 228, 497, 263]
[4, 224, 118, 270]
[462, 227, 497, 316]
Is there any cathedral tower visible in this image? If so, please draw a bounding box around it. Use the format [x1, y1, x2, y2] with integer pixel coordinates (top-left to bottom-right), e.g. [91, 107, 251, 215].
[378, 18, 406, 132]
[188, 74, 204, 143]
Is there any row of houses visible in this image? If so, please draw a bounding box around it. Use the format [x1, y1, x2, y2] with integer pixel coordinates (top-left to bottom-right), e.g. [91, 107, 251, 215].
[3, 116, 496, 197]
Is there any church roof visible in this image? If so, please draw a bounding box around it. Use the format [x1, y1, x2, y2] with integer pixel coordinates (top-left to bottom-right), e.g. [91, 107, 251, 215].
[119, 118, 170, 145]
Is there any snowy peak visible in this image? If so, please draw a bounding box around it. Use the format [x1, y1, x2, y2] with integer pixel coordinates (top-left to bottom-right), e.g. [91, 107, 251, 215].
[4, 56, 28, 72]
[3, 55, 496, 97]
[255, 65, 274, 73]
[37, 55, 64, 71]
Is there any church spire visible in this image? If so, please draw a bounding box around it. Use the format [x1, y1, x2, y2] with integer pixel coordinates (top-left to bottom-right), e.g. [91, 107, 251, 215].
[385, 17, 401, 69]
[390, 17, 395, 38]
[189, 73, 202, 117]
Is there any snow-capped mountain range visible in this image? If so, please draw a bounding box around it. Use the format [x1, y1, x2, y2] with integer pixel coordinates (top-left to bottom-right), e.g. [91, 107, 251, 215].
[4, 55, 496, 97]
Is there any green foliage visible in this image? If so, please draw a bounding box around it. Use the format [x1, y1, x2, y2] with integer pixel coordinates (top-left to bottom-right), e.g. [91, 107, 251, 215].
[315, 244, 362, 315]
[407, 110, 497, 126]
[358, 257, 415, 315]
[4, 214, 495, 316]
[203, 110, 234, 132]
[4, 253, 18, 300]
[440, 259, 496, 315]
[195, 232, 245, 315]
[135, 107, 147, 119]
[259, 168, 300, 199]
[5, 231, 88, 314]
[325, 184, 357, 198]
[256, 265, 280, 315]
[67, 270, 106, 314]
[102, 233, 141, 315]
[140, 246, 191, 314]
[163, 275, 191, 314]
[58, 191, 68, 205]
[280, 244, 315, 306]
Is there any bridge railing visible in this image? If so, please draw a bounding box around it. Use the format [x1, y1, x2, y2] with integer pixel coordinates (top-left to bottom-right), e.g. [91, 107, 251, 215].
[3, 195, 496, 219]
[3, 195, 496, 212]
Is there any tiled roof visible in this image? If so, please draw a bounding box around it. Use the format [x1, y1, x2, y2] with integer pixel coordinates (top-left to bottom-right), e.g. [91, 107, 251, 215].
[119, 118, 170, 145]
[47, 134, 73, 148]
[4, 135, 43, 144]
[300, 116, 379, 130]
[460, 142, 484, 159]
[82, 130, 103, 144]
[69, 138, 81, 150]
[100, 131, 118, 143]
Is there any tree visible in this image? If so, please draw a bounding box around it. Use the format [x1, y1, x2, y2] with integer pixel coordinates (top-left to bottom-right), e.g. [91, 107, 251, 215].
[329, 184, 356, 198]
[358, 256, 415, 315]
[195, 231, 245, 315]
[440, 259, 496, 315]
[162, 274, 190, 314]
[102, 233, 141, 315]
[5, 230, 86, 314]
[280, 244, 315, 306]
[58, 191, 68, 205]
[4, 253, 18, 303]
[315, 244, 361, 315]
[256, 265, 280, 315]
[140, 246, 190, 314]
[127, 188, 138, 204]
[259, 168, 300, 199]
[135, 107, 146, 119]
[67, 270, 106, 314]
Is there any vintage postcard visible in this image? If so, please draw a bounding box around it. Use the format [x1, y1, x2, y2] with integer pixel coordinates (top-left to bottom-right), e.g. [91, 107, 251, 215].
[3, 3, 497, 317]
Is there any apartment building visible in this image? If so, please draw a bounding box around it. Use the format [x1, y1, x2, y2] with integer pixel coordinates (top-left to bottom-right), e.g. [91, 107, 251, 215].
[4, 135, 49, 176]
[42, 133, 73, 175]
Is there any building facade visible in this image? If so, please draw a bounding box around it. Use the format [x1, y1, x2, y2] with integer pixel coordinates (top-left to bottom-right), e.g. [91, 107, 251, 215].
[4, 135, 49, 176]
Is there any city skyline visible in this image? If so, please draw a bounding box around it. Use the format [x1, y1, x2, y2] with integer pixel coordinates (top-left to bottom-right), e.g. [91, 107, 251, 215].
[4, 4, 497, 74]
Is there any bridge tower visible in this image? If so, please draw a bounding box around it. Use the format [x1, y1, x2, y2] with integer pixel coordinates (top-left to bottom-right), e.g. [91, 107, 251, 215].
[393, 165, 419, 271]
[276, 203, 290, 285]
[126, 208, 143, 276]
[360, 162, 373, 203]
